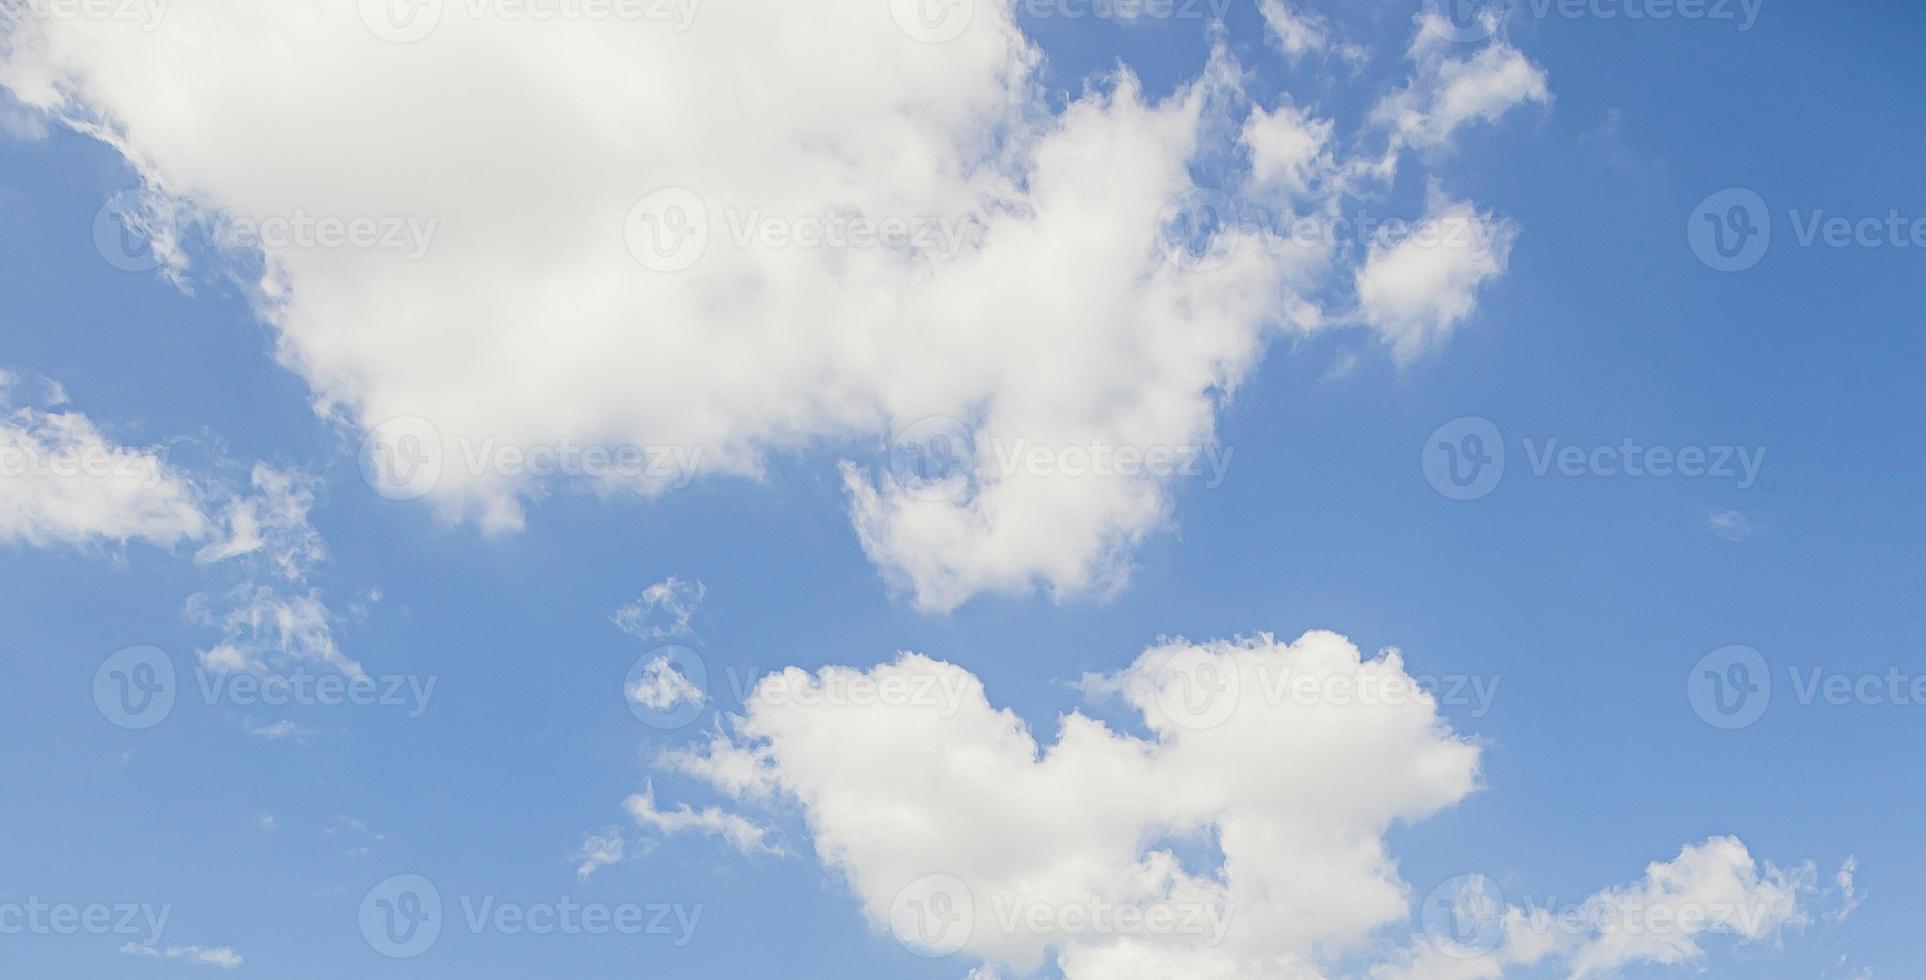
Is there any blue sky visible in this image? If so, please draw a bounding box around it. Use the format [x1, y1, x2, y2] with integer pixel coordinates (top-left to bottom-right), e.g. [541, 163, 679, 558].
[0, 1, 1919, 977]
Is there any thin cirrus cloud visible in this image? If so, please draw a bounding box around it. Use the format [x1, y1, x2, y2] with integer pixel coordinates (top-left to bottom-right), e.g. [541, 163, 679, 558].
[0, 1, 1545, 613]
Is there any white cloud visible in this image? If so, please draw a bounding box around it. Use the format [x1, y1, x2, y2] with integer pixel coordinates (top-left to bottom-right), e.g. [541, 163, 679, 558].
[1372, 14, 1551, 154]
[1355, 186, 1518, 362]
[195, 465, 327, 576]
[1831, 856, 1861, 923]
[657, 630, 1829, 978]
[613, 576, 705, 641]
[623, 780, 779, 857]
[189, 585, 361, 678]
[0, 395, 208, 551]
[574, 826, 626, 882]
[626, 652, 707, 713]
[1240, 98, 1334, 201]
[1257, 0, 1364, 64]
[1708, 509, 1758, 542]
[0, 1, 1545, 612]
[119, 943, 244, 969]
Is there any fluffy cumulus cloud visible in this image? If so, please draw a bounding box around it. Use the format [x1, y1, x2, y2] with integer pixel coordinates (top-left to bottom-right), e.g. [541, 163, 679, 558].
[1355, 184, 1518, 362]
[0, 1, 1546, 612]
[0, 374, 207, 550]
[650, 630, 1835, 978]
[1371, 13, 1552, 155]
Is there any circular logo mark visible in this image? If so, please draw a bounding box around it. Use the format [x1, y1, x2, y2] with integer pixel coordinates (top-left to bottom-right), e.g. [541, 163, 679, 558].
[888, 0, 975, 43]
[1688, 188, 1771, 272]
[1687, 644, 1770, 730]
[93, 646, 177, 730]
[92, 191, 163, 274]
[360, 874, 443, 958]
[1420, 873, 1506, 956]
[1422, 416, 1505, 501]
[359, 416, 444, 502]
[889, 874, 974, 957]
[1157, 188, 1240, 272]
[1422, 0, 1513, 44]
[1153, 647, 1241, 731]
[359, 0, 445, 43]
[624, 187, 710, 273]
[625, 646, 709, 730]
[887, 417, 974, 502]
